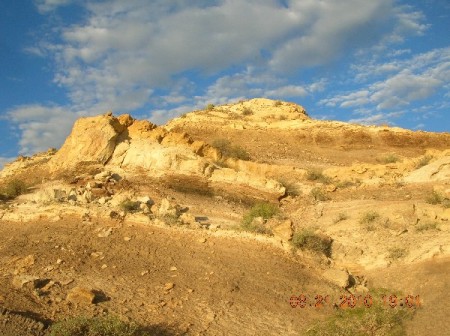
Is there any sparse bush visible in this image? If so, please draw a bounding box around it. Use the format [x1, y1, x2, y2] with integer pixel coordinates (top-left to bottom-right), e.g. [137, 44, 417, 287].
[291, 229, 332, 256]
[273, 100, 282, 107]
[278, 178, 301, 197]
[426, 191, 444, 205]
[242, 203, 278, 234]
[359, 211, 380, 231]
[336, 180, 356, 189]
[49, 315, 146, 336]
[387, 247, 408, 260]
[1, 179, 28, 199]
[242, 107, 253, 116]
[416, 222, 439, 232]
[310, 187, 330, 201]
[377, 154, 400, 164]
[305, 297, 413, 336]
[160, 214, 179, 226]
[212, 138, 251, 161]
[306, 169, 332, 184]
[416, 155, 433, 169]
[119, 199, 140, 213]
[206, 103, 215, 111]
[333, 212, 349, 224]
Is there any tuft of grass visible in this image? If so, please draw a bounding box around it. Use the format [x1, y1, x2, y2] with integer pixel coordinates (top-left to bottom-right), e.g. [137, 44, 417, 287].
[49, 315, 146, 336]
[306, 169, 332, 184]
[310, 187, 330, 201]
[335, 180, 356, 189]
[333, 212, 349, 224]
[359, 211, 380, 231]
[273, 100, 282, 107]
[291, 229, 332, 256]
[206, 103, 215, 111]
[416, 155, 432, 169]
[387, 247, 408, 260]
[1, 179, 28, 199]
[426, 191, 444, 205]
[119, 199, 141, 213]
[242, 107, 253, 115]
[377, 154, 400, 164]
[277, 178, 301, 197]
[241, 203, 278, 234]
[212, 138, 251, 161]
[416, 221, 439, 232]
[305, 297, 413, 336]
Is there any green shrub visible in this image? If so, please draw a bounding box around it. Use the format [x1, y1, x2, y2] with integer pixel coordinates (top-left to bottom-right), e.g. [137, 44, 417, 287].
[2, 179, 28, 199]
[49, 316, 146, 336]
[212, 139, 251, 161]
[291, 229, 332, 256]
[416, 155, 432, 169]
[305, 300, 412, 336]
[310, 187, 330, 201]
[387, 247, 408, 260]
[119, 199, 141, 213]
[306, 169, 332, 184]
[241, 203, 278, 234]
[206, 103, 215, 111]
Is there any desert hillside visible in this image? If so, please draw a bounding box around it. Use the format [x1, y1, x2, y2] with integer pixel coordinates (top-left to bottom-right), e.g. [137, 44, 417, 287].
[1, 98, 449, 335]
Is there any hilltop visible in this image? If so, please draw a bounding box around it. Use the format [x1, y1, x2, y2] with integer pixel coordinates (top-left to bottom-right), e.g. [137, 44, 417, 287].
[0, 98, 449, 335]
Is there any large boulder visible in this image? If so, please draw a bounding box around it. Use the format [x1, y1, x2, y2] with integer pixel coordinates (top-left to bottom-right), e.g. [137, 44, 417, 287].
[49, 113, 126, 169]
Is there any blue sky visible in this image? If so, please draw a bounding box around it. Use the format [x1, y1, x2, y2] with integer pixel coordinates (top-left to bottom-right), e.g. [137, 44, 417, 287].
[1, 0, 449, 168]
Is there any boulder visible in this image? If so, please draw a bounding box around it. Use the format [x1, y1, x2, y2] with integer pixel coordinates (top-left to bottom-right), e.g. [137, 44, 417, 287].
[322, 269, 351, 288]
[66, 287, 96, 305]
[49, 114, 125, 169]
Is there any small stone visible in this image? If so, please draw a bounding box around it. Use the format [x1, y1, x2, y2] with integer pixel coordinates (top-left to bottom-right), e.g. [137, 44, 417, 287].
[56, 259, 63, 264]
[198, 238, 207, 243]
[66, 287, 96, 305]
[90, 251, 103, 258]
[170, 266, 177, 271]
[12, 275, 39, 289]
[141, 271, 148, 276]
[187, 288, 194, 293]
[164, 282, 174, 291]
[98, 228, 113, 238]
[124, 236, 132, 241]
[101, 264, 108, 269]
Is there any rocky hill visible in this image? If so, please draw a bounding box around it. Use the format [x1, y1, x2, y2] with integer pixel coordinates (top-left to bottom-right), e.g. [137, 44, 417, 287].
[0, 98, 449, 335]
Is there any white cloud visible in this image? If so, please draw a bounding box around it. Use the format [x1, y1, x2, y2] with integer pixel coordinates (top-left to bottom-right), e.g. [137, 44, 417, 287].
[348, 112, 404, 125]
[11, 0, 436, 155]
[35, 0, 72, 13]
[320, 47, 450, 110]
[7, 105, 78, 155]
[0, 157, 15, 170]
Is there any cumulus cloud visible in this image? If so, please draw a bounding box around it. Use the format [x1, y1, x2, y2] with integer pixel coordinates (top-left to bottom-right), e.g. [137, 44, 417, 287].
[9, 0, 435, 155]
[7, 105, 78, 155]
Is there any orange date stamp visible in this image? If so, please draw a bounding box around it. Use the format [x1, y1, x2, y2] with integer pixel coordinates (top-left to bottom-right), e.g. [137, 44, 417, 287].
[289, 293, 421, 309]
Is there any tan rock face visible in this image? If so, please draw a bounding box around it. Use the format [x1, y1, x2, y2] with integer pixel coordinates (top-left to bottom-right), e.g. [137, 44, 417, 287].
[49, 114, 125, 169]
